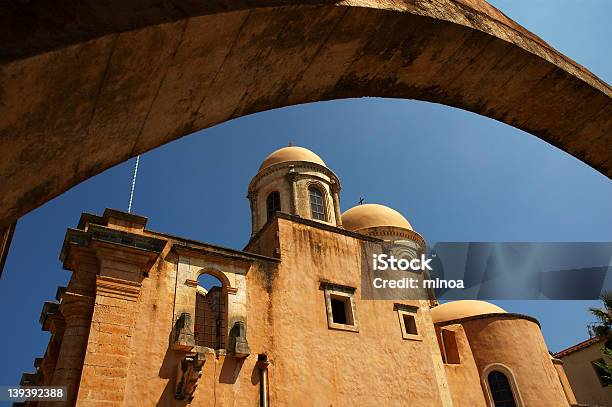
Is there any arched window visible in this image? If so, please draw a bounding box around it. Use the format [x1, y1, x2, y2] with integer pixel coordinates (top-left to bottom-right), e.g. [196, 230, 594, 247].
[195, 273, 227, 350]
[487, 371, 517, 407]
[266, 191, 281, 220]
[308, 186, 326, 221]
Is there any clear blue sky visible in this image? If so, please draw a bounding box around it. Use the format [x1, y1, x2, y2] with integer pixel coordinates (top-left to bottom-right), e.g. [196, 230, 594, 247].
[0, 0, 610, 389]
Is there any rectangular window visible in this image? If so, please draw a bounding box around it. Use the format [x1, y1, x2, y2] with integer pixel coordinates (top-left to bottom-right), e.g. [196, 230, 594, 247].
[440, 329, 460, 364]
[331, 295, 354, 325]
[309, 187, 326, 221]
[403, 314, 418, 335]
[395, 304, 421, 341]
[321, 282, 359, 332]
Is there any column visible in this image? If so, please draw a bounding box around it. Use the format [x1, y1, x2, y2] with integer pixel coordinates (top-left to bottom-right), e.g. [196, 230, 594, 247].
[331, 183, 342, 227]
[287, 169, 298, 216]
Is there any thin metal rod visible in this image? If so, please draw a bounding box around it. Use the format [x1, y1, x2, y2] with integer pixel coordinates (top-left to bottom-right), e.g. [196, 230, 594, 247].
[128, 155, 140, 213]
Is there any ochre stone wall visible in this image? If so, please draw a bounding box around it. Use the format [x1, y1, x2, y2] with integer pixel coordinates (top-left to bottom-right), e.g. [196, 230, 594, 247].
[67, 214, 455, 406]
[437, 324, 487, 407]
[261, 217, 451, 406]
[31, 211, 571, 406]
[462, 317, 570, 407]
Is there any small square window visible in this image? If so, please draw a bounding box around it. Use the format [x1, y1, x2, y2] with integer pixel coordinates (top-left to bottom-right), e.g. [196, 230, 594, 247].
[395, 304, 421, 341]
[330, 295, 354, 325]
[321, 282, 359, 332]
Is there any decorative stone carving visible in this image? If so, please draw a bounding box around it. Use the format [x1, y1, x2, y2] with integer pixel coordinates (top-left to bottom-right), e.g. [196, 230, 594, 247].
[228, 320, 251, 358]
[172, 312, 195, 351]
[175, 352, 206, 401]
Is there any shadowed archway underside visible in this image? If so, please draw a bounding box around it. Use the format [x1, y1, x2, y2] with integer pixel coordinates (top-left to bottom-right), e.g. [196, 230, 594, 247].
[0, 0, 610, 228]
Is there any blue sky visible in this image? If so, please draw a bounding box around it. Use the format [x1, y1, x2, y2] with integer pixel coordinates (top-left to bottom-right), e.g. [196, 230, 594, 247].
[0, 0, 610, 388]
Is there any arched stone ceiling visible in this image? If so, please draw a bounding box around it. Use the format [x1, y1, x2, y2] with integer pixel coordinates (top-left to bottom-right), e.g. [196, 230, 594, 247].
[0, 0, 610, 227]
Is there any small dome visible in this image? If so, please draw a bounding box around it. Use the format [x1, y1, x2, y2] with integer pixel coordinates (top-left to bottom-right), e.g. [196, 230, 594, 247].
[431, 300, 506, 324]
[342, 204, 413, 232]
[259, 146, 326, 171]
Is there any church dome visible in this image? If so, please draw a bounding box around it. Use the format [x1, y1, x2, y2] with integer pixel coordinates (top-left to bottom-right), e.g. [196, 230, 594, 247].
[259, 146, 326, 171]
[430, 300, 506, 324]
[342, 204, 413, 232]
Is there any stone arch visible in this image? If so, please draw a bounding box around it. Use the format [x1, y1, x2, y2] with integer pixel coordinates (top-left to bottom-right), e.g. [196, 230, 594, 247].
[0, 0, 609, 227]
[195, 267, 234, 293]
[481, 363, 525, 407]
[194, 268, 230, 350]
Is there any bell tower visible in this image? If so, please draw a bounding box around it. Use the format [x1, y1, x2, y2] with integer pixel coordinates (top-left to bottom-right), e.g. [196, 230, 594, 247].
[247, 146, 342, 237]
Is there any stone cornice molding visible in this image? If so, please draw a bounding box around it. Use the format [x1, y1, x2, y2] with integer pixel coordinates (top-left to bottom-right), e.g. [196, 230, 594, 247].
[358, 226, 426, 250]
[434, 312, 541, 328]
[95, 275, 141, 301]
[77, 208, 148, 231]
[245, 212, 383, 251]
[172, 241, 279, 265]
[39, 301, 62, 332]
[248, 160, 341, 195]
[61, 223, 167, 276]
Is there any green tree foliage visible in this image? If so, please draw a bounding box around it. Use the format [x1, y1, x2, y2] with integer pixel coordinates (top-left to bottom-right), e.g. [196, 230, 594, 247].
[589, 292, 612, 383]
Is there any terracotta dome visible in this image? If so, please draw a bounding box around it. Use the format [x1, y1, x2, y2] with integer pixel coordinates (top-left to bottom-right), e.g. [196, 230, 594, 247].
[341, 204, 413, 232]
[430, 300, 506, 323]
[259, 146, 326, 171]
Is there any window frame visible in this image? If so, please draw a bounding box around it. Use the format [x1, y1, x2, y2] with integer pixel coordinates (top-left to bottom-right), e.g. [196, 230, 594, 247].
[266, 190, 281, 220]
[481, 363, 524, 407]
[439, 328, 461, 364]
[308, 185, 327, 221]
[394, 303, 422, 341]
[487, 371, 517, 407]
[321, 282, 359, 332]
[193, 271, 230, 352]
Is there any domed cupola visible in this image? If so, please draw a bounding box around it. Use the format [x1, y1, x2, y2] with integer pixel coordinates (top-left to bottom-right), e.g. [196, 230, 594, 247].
[342, 203, 425, 256]
[248, 146, 342, 237]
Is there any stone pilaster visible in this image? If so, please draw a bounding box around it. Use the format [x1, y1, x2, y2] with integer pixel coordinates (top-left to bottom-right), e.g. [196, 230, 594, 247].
[75, 246, 155, 406]
[331, 182, 342, 227]
[287, 168, 298, 216]
[44, 292, 94, 406]
[40, 309, 66, 386]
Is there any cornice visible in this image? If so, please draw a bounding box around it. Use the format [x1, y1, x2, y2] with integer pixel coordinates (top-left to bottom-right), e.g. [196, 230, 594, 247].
[245, 212, 383, 251]
[171, 240, 279, 264]
[61, 224, 167, 264]
[434, 312, 541, 328]
[359, 226, 426, 250]
[247, 160, 341, 194]
[96, 275, 141, 301]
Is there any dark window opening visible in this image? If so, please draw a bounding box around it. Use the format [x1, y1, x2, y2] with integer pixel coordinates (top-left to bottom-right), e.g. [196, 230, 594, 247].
[593, 359, 612, 387]
[309, 187, 326, 221]
[403, 314, 418, 335]
[195, 274, 227, 350]
[487, 371, 517, 407]
[266, 191, 281, 220]
[440, 329, 460, 364]
[330, 295, 353, 325]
